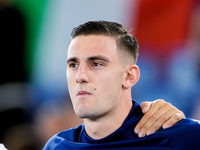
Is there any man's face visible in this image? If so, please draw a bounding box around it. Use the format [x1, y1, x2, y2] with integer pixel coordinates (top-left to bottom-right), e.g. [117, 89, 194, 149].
[67, 35, 126, 120]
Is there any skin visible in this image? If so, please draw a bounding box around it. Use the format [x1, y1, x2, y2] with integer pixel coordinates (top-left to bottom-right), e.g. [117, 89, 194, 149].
[67, 35, 139, 139]
[135, 100, 185, 137]
[66, 34, 186, 139]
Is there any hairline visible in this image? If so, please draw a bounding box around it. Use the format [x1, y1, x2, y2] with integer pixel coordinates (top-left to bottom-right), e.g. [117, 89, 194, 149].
[69, 34, 136, 65]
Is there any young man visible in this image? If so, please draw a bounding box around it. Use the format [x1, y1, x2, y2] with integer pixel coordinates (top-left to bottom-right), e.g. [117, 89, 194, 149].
[43, 21, 200, 149]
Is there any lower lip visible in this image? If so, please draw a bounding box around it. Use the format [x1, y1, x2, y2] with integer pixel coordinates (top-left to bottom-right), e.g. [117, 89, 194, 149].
[77, 93, 91, 98]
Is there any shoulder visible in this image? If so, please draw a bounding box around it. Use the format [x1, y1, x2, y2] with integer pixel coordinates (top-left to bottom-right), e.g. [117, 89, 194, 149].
[159, 118, 200, 149]
[57, 124, 84, 141]
[42, 124, 84, 150]
[192, 119, 200, 124]
[161, 118, 200, 137]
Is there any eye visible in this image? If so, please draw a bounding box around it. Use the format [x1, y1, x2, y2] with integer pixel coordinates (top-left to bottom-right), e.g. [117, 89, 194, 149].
[69, 63, 78, 68]
[92, 62, 102, 67]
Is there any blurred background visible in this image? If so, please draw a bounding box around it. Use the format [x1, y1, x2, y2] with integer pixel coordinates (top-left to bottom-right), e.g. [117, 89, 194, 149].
[0, 0, 200, 149]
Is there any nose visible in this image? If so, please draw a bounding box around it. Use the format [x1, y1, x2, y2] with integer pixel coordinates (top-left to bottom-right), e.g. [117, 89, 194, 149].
[76, 64, 89, 84]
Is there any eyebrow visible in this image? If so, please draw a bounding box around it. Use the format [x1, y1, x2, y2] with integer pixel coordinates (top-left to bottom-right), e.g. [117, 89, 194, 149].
[87, 55, 110, 63]
[67, 57, 78, 64]
[67, 55, 110, 64]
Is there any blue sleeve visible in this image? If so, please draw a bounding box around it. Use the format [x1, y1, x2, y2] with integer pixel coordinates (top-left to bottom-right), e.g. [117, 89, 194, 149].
[42, 135, 63, 150]
[42, 125, 84, 150]
[161, 119, 200, 150]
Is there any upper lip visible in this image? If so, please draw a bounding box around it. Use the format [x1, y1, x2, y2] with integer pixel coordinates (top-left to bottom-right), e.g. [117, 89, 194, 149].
[77, 90, 91, 96]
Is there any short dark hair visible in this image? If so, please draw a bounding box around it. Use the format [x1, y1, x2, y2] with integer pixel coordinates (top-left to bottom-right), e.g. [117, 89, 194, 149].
[70, 20, 139, 64]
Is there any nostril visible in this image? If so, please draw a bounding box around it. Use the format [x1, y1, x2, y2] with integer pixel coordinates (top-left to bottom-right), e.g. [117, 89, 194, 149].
[76, 80, 86, 84]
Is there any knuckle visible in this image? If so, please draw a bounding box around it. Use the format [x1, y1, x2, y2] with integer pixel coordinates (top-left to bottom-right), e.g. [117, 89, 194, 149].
[150, 114, 158, 122]
[157, 99, 165, 104]
[144, 113, 152, 119]
[160, 114, 169, 122]
[154, 99, 167, 106]
[165, 103, 175, 111]
[165, 102, 173, 108]
[150, 124, 160, 132]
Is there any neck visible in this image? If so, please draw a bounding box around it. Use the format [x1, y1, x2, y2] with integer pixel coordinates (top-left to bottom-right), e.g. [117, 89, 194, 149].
[84, 93, 133, 140]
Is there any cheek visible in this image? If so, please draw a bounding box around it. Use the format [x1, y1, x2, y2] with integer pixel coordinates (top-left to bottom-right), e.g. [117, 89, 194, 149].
[97, 73, 122, 96]
[67, 70, 76, 84]
[67, 73, 76, 96]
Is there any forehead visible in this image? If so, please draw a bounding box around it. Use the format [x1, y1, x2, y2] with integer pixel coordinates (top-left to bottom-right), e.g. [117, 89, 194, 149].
[67, 35, 119, 59]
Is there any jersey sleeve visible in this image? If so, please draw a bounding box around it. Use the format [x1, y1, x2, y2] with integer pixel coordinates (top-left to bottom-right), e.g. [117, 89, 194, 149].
[161, 118, 200, 150]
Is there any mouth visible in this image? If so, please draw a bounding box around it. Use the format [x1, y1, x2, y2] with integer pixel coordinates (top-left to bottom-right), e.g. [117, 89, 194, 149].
[77, 90, 92, 97]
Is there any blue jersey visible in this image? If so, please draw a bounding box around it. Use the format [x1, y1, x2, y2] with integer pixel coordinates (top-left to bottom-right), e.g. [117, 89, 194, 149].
[43, 100, 200, 150]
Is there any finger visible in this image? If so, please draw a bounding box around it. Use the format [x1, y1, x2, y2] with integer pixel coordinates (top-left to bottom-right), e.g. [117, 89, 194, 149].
[135, 100, 164, 135]
[162, 112, 185, 129]
[141, 101, 152, 113]
[138, 102, 172, 137]
[134, 106, 157, 134]
[145, 109, 177, 135]
[146, 108, 185, 136]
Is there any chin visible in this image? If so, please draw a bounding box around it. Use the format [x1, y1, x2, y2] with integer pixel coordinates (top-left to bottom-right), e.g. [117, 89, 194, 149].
[77, 114, 90, 119]
[75, 109, 90, 118]
[76, 111, 96, 120]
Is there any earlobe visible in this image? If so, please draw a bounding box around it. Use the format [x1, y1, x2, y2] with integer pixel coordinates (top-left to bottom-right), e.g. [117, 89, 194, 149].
[123, 65, 140, 89]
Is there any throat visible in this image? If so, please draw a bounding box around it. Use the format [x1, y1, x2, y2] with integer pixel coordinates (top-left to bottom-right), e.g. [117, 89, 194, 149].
[84, 98, 133, 140]
[84, 118, 118, 140]
[84, 104, 132, 139]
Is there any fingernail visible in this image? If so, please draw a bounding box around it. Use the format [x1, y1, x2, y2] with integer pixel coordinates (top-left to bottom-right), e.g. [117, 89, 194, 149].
[146, 130, 152, 135]
[163, 124, 169, 129]
[138, 131, 145, 138]
[135, 127, 140, 133]
[176, 113, 182, 119]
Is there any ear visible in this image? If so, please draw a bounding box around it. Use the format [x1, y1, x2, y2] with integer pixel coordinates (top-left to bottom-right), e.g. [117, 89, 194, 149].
[122, 65, 140, 89]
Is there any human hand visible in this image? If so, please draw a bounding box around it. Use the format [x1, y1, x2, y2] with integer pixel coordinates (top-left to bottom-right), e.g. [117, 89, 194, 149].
[134, 99, 185, 138]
